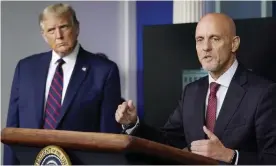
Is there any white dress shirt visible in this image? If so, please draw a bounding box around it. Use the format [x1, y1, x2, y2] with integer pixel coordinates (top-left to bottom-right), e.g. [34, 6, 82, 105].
[206, 59, 239, 164]
[44, 43, 80, 109]
[206, 59, 238, 118]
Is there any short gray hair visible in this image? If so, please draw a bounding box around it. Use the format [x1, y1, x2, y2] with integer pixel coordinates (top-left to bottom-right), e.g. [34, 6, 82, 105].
[39, 3, 79, 30]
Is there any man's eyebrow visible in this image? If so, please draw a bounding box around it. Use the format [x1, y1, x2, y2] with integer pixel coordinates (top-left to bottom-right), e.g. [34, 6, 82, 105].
[195, 36, 203, 39]
[210, 34, 221, 37]
[195, 34, 221, 38]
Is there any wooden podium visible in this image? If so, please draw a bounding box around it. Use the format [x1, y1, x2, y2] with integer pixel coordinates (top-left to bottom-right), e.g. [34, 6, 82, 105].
[1, 127, 218, 165]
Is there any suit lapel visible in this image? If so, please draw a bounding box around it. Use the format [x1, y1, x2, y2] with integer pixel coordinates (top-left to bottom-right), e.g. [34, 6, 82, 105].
[33, 52, 52, 128]
[214, 65, 247, 139]
[190, 77, 209, 141]
[53, 47, 89, 129]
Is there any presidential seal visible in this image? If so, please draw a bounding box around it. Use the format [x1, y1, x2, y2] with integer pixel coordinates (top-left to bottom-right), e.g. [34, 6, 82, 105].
[34, 145, 71, 165]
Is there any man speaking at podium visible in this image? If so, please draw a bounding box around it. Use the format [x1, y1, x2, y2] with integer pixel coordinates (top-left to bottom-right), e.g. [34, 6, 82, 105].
[4, 3, 121, 165]
[115, 13, 276, 164]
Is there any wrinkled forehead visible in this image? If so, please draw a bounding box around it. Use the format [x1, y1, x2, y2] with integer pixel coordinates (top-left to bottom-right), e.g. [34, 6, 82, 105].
[42, 13, 71, 27]
[195, 20, 228, 38]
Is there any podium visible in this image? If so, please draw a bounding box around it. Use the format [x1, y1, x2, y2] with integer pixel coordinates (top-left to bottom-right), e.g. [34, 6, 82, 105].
[1, 127, 218, 165]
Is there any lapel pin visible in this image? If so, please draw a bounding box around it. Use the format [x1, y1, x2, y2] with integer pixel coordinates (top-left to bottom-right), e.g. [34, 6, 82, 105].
[82, 67, 87, 71]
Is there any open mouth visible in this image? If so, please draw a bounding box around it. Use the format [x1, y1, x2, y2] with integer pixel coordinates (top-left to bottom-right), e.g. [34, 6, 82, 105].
[203, 55, 212, 60]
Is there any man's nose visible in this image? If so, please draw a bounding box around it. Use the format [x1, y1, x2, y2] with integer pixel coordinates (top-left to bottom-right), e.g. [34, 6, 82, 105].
[202, 40, 212, 52]
[55, 28, 63, 39]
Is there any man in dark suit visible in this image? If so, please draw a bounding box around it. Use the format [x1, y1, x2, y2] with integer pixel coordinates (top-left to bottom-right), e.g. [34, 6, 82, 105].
[4, 3, 122, 165]
[115, 13, 276, 164]
[96, 52, 126, 103]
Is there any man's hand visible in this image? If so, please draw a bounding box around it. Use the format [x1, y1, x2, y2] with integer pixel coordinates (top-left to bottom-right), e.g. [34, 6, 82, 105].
[190, 126, 234, 163]
[115, 100, 138, 125]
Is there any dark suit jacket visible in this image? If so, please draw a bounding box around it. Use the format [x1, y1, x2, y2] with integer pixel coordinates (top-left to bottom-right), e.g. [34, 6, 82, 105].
[4, 46, 122, 165]
[134, 65, 276, 164]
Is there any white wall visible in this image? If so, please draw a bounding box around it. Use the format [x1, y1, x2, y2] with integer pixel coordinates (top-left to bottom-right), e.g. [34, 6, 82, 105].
[173, 1, 272, 23]
[1, 1, 136, 163]
[220, 1, 272, 19]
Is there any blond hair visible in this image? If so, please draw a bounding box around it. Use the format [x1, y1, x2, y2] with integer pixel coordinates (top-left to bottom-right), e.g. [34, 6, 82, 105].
[39, 3, 79, 30]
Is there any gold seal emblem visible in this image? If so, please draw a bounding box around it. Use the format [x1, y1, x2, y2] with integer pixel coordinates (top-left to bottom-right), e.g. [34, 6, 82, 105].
[34, 145, 71, 165]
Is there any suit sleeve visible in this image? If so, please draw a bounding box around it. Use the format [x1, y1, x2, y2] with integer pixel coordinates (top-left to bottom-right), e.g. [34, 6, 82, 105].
[4, 61, 21, 165]
[238, 83, 276, 164]
[133, 87, 187, 149]
[100, 63, 122, 133]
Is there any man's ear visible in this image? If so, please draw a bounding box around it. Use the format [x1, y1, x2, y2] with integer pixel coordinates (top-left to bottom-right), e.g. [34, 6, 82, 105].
[75, 24, 80, 37]
[231, 36, 240, 53]
[41, 30, 48, 43]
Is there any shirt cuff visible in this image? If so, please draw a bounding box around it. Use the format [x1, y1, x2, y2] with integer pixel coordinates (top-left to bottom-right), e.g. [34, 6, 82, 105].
[234, 150, 239, 165]
[121, 116, 139, 134]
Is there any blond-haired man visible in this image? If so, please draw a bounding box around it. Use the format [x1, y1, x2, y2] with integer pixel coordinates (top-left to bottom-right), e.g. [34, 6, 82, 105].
[4, 3, 122, 164]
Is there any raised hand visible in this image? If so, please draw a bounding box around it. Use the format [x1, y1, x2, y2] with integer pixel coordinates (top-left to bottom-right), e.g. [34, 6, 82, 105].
[190, 126, 234, 163]
[115, 100, 138, 125]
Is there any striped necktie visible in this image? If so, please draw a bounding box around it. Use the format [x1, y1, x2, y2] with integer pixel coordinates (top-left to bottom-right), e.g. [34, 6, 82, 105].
[43, 58, 65, 129]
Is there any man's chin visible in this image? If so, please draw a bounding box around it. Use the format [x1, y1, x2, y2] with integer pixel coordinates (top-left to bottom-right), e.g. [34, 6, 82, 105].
[202, 65, 219, 73]
[54, 49, 71, 56]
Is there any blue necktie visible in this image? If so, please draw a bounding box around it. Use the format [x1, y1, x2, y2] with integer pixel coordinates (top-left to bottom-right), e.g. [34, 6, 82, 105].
[43, 59, 65, 129]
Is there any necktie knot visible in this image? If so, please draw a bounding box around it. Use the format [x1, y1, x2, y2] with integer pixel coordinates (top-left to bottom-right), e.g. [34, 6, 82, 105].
[209, 82, 220, 95]
[56, 58, 65, 66]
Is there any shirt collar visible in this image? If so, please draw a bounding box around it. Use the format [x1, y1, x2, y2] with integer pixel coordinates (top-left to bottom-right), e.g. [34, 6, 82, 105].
[208, 59, 238, 88]
[51, 42, 80, 65]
